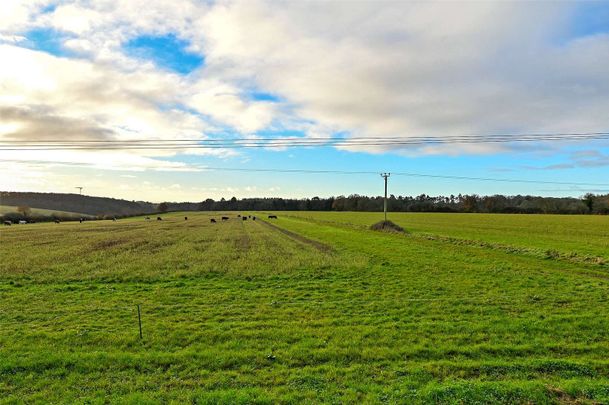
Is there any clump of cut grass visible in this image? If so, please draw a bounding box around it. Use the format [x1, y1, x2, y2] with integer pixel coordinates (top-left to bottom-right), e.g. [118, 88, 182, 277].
[370, 220, 406, 233]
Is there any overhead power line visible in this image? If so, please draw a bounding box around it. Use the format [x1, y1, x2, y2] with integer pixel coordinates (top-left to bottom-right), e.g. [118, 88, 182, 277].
[3, 131, 609, 143]
[0, 154, 605, 186]
[194, 166, 609, 187]
[1, 131, 609, 150]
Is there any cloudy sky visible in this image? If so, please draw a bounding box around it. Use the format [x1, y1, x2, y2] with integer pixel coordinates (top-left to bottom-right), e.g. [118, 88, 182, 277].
[1, 0, 608, 202]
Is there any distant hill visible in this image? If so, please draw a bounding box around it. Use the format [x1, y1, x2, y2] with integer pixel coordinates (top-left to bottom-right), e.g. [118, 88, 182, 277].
[0, 205, 94, 218]
[0, 192, 158, 217]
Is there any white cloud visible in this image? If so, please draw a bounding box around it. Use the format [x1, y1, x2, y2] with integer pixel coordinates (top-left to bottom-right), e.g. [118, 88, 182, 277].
[198, 1, 609, 151]
[186, 79, 276, 133]
[0, 34, 27, 43]
[49, 4, 100, 34]
[1, 0, 609, 198]
[7, 2, 608, 148]
[0, 151, 200, 172]
[0, 0, 51, 33]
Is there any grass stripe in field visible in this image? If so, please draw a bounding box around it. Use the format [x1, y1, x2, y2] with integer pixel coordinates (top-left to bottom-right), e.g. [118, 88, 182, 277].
[278, 212, 609, 272]
[0, 204, 94, 218]
[281, 211, 609, 260]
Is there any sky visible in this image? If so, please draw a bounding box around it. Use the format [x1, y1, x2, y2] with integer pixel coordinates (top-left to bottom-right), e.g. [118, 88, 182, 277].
[1, 0, 609, 202]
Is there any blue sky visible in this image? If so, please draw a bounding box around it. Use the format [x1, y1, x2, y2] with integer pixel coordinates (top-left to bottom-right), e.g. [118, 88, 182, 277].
[123, 34, 204, 74]
[0, 1, 608, 202]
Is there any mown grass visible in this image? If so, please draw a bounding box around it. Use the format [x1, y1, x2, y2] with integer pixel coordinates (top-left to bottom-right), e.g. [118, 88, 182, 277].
[284, 211, 609, 262]
[1, 212, 609, 403]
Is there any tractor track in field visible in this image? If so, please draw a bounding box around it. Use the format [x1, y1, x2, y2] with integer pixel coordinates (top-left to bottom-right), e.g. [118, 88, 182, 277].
[236, 220, 251, 250]
[258, 219, 332, 253]
[418, 234, 607, 267]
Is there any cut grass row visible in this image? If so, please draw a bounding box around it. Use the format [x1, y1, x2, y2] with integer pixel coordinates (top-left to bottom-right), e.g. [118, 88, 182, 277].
[281, 211, 609, 261]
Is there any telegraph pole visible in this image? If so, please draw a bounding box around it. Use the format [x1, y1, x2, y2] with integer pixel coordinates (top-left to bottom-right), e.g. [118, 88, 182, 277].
[75, 187, 83, 195]
[380, 173, 390, 222]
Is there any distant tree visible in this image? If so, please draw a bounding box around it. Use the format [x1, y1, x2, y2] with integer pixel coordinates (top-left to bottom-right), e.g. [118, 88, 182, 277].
[16, 205, 31, 217]
[157, 202, 169, 213]
[199, 198, 214, 211]
[595, 195, 609, 214]
[229, 196, 238, 210]
[462, 195, 479, 212]
[583, 193, 595, 213]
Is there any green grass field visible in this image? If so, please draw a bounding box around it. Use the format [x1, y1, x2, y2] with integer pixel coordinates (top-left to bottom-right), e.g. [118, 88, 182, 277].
[285, 211, 609, 263]
[0, 205, 92, 219]
[1, 212, 609, 403]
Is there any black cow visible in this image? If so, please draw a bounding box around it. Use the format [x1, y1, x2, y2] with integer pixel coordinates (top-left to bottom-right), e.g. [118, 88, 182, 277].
[184, 216, 188, 221]
[3, 220, 11, 226]
[252, 216, 256, 221]
[54, 219, 60, 224]
[145, 217, 150, 220]
[268, 215, 278, 219]
[237, 214, 241, 218]
[157, 217, 163, 221]
[79, 218, 83, 223]
[221, 216, 229, 221]
[242, 216, 247, 221]
[210, 218, 216, 223]
[248, 215, 251, 218]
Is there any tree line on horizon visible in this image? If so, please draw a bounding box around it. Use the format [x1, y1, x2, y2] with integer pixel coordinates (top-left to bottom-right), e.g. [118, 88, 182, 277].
[192, 193, 609, 214]
[1, 191, 608, 221]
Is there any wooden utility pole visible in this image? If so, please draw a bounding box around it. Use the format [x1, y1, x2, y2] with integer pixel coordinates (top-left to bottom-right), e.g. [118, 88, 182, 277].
[75, 187, 83, 195]
[380, 173, 390, 221]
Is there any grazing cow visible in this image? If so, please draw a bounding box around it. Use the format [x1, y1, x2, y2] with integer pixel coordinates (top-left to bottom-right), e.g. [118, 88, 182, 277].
[248, 215, 251, 219]
[112, 217, 117, 222]
[184, 216, 188, 221]
[18, 220, 27, 225]
[237, 214, 241, 218]
[221, 216, 229, 221]
[242, 216, 247, 221]
[3, 220, 11, 226]
[145, 217, 150, 220]
[210, 218, 216, 223]
[157, 217, 162, 221]
[268, 215, 278, 219]
[252, 216, 256, 221]
[54, 219, 60, 224]
[79, 218, 83, 223]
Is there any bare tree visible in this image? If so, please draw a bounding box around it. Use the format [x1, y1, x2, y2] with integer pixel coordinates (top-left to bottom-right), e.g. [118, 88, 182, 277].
[16, 206, 31, 217]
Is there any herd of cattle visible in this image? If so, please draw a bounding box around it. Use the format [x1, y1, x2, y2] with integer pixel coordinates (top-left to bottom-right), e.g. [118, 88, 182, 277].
[3, 214, 278, 226]
[209, 214, 278, 223]
[3, 220, 28, 226]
